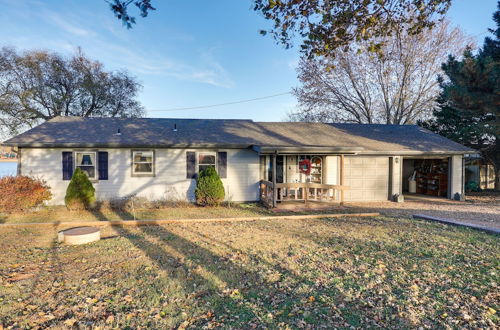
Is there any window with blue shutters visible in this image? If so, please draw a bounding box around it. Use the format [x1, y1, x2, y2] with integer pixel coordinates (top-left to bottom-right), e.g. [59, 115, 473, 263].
[63, 151, 108, 181]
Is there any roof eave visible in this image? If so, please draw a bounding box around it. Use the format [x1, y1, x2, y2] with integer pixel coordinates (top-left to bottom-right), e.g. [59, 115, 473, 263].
[5, 142, 254, 149]
[357, 150, 475, 156]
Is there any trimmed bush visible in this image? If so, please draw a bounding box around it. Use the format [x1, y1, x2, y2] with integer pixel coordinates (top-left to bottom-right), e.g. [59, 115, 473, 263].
[195, 166, 225, 206]
[0, 175, 52, 213]
[65, 168, 96, 210]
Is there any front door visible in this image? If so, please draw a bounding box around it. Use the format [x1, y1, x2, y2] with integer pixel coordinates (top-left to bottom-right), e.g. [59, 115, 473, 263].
[264, 155, 285, 183]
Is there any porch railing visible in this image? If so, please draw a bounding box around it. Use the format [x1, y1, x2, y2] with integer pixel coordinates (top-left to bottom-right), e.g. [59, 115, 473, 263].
[259, 180, 349, 207]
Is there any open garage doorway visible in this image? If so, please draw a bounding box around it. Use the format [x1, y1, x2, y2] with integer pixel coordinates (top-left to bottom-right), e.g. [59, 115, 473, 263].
[402, 158, 449, 198]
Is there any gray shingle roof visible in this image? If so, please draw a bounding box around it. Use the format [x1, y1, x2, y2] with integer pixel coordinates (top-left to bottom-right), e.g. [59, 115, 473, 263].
[2, 116, 473, 154]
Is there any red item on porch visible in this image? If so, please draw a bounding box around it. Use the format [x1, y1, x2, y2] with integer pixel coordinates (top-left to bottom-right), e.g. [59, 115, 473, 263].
[299, 159, 311, 175]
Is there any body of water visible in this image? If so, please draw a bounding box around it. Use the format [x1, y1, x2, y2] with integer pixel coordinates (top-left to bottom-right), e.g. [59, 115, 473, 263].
[0, 162, 17, 177]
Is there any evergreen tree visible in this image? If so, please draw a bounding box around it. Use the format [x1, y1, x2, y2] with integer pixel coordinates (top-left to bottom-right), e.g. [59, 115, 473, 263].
[195, 167, 225, 206]
[65, 168, 96, 210]
[420, 2, 500, 190]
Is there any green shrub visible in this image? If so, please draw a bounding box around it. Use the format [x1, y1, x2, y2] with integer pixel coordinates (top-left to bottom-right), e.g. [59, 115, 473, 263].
[195, 166, 225, 206]
[65, 168, 96, 210]
[0, 176, 52, 213]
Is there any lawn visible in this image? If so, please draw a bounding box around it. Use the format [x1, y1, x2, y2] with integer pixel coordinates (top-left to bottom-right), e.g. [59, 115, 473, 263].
[0, 203, 279, 224]
[0, 216, 498, 328]
[0, 203, 363, 225]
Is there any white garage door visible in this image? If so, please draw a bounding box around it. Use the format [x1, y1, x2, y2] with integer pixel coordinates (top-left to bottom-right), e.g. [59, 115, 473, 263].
[344, 156, 389, 202]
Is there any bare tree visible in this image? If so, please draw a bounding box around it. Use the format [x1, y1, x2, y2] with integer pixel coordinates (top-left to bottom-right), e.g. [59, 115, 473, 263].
[0, 47, 144, 137]
[289, 21, 471, 124]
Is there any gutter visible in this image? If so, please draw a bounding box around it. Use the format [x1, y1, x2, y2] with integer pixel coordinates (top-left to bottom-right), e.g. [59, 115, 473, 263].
[253, 145, 363, 154]
[2, 143, 474, 156]
[1, 142, 256, 149]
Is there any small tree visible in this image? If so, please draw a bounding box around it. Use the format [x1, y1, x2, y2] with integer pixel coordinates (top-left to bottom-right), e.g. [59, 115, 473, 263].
[195, 167, 225, 206]
[65, 168, 96, 210]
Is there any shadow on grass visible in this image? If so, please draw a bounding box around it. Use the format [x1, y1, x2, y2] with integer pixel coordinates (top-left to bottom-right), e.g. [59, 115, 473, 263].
[87, 207, 418, 328]
[89, 207, 284, 325]
[19, 222, 70, 328]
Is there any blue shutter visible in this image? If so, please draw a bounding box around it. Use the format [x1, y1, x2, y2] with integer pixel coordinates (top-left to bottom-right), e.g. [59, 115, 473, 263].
[62, 152, 73, 180]
[186, 152, 196, 178]
[98, 152, 108, 180]
[217, 152, 227, 178]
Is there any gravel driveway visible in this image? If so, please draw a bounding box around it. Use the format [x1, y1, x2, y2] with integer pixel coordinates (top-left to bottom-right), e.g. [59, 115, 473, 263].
[345, 192, 500, 229]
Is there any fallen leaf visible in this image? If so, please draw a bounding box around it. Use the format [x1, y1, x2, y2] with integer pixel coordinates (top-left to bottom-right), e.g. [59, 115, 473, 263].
[178, 320, 190, 330]
[7, 273, 35, 282]
[106, 315, 114, 323]
[64, 318, 77, 326]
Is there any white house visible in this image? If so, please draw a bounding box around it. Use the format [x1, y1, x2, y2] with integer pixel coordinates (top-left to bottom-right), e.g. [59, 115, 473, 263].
[2, 117, 473, 206]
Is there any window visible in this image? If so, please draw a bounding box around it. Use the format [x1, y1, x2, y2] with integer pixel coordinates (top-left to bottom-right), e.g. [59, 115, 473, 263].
[198, 152, 216, 173]
[298, 155, 322, 183]
[75, 151, 97, 180]
[133, 151, 154, 175]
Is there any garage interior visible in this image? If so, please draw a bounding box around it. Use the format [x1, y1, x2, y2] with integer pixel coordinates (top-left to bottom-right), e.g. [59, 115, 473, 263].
[402, 158, 449, 197]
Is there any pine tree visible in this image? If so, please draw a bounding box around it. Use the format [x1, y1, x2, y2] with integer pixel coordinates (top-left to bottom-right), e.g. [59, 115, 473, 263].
[420, 2, 500, 190]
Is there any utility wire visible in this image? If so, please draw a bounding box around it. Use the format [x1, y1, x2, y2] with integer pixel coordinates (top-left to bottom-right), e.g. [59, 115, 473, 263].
[146, 30, 491, 113]
[147, 91, 291, 112]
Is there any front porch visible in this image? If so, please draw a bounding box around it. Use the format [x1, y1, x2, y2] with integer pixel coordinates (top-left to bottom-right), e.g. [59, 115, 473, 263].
[257, 151, 350, 208]
[260, 181, 349, 208]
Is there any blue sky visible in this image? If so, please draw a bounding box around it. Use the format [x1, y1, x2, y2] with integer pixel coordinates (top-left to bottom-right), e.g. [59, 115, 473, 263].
[0, 0, 498, 121]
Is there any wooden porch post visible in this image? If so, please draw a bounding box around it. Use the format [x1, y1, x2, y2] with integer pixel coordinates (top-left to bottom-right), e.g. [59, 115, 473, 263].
[340, 154, 345, 205]
[272, 153, 277, 208]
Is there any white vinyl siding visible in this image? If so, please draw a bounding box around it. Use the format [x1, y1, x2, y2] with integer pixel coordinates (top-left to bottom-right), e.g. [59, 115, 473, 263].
[20, 148, 260, 205]
[324, 156, 338, 185]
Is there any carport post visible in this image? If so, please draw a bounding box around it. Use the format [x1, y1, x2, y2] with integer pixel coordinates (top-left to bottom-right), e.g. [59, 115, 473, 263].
[272, 153, 277, 208]
[340, 154, 345, 205]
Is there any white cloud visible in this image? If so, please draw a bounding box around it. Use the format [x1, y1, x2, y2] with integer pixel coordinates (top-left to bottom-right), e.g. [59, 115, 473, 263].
[42, 10, 93, 37]
[87, 42, 234, 88]
[0, 1, 233, 88]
